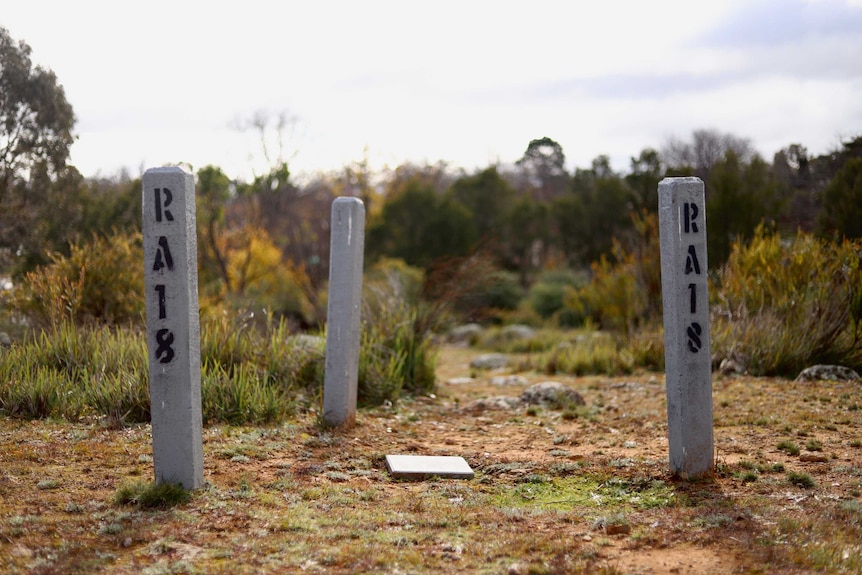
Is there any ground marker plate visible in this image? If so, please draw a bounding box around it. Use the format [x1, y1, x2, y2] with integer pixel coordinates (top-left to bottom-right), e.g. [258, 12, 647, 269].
[385, 455, 474, 479]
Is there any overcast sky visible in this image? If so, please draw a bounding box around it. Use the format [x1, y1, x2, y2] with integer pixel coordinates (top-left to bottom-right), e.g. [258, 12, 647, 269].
[4, 0, 862, 182]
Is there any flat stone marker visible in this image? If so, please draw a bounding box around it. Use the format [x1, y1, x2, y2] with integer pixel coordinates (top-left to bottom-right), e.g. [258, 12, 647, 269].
[385, 455, 475, 479]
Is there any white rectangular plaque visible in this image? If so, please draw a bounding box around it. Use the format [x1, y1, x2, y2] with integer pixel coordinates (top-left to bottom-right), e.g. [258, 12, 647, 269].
[385, 455, 475, 479]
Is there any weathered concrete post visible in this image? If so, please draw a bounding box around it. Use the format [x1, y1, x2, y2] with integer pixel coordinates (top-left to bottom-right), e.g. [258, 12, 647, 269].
[658, 177, 714, 478]
[323, 197, 366, 427]
[142, 167, 204, 489]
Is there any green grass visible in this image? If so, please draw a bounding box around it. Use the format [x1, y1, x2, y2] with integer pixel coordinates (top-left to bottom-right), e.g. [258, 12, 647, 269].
[490, 474, 675, 512]
[114, 480, 192, 509]
[0, 308, 437, 425]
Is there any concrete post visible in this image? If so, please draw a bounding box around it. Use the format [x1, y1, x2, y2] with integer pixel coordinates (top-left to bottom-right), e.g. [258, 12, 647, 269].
[142, 167, 204, 489]
[323, 197, 366, 427]
[658, 177, 714, 478]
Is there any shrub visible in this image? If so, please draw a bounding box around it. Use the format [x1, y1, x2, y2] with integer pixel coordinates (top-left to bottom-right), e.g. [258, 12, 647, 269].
[358, 301, 437, 405]
[564, 212, 662, 335]
[10, 230, 145, 327]
[528, 269, 586, 327]
[712, 227, 862, 376]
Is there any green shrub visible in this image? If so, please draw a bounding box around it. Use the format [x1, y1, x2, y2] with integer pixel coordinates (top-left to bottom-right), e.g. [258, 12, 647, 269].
[10, 230, 144, 328]
[712, 227, 862, 376]
[528, 269, 586, 323]
[563, 212, 662, 335]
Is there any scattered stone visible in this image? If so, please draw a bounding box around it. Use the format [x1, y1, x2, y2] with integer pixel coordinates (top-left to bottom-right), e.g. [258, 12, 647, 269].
[719, 357, 744, 376]
[491, 375, 528, 386]
[11, 544, 33, 558]
[604, 523, 632, 536]
[520, 381, 585, 408]
[795, 365, 860, 383]
[0, 332, 11, 347]
[448, 323, 483, 344]
[288, 334, 325, 349]
[500, 324, 536, 340]
[462, 396, 522, 412]
[799, 453, 829, 463]
[508, 562, 528, 575]
[469, 353, 509, 370]
[447, 377, 476, 385]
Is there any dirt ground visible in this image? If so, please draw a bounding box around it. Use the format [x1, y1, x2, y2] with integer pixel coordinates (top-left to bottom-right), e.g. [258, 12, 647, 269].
[1, 345, 861, 574]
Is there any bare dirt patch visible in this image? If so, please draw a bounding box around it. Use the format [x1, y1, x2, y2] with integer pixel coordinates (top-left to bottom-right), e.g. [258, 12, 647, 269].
[1, 345, 861, 574]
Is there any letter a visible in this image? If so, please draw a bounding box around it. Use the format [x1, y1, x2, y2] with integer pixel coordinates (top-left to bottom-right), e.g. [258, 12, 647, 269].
[153, 236, 175, 271]
[684, 245, 701, 275]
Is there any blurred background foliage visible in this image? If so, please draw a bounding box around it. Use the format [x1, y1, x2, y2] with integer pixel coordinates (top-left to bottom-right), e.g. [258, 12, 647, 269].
[2, 27, 862, 424]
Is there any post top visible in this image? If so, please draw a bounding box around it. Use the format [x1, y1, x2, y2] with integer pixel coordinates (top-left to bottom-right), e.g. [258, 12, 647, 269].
[144, 166, 192, 176]
[659, 176, 703, 186]
[333, 196, 365, 206]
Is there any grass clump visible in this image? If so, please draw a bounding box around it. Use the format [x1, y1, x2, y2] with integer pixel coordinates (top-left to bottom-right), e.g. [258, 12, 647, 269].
[787, 471, 816, 489]
[114, 480, 192, 509]
[545, 332, 634, 376]
[777, 440, 801, 456]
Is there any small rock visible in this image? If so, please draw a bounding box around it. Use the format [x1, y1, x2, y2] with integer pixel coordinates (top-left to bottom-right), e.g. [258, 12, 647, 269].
[520, 381, 585, 408]
[447, 377, 476, 385]
[448, 323, 483, 344]
[11, 544, 33, 558]
[463, 396, 522, 412]
[469, 353, 509, 370]
[799, 453, 829, 463]
[795, 365, 860, 383]
[719, 357, 744, 376]
[0, 332, 11, 347]
[508, 562, 528, 575]
[491, 375, 528, 386]
[287, 334, 325, 349]
[500, 324, 536, 340]
[122, 537, 133, 548]
[605, 523, 632, 535]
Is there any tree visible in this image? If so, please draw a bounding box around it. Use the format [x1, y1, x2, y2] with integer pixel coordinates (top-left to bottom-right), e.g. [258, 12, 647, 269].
[367, 178, 475, 269]
[516, 137, 568, 200]
[0, 27, 76, 272]
[447, 167, 516, 246]
[625, 148, 663, 213]
[565, 156, 634, 265]
[196, 165, 233, 295]
[817, 157, 862, 240]
[706, 151, 784, 266]
[662, 129, 752, 180]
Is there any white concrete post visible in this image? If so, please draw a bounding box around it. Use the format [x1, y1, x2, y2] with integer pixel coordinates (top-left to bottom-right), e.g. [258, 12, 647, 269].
[658, 177, 714, 478]
[323, 197, 366, 427]
[142, 167, 204, 489]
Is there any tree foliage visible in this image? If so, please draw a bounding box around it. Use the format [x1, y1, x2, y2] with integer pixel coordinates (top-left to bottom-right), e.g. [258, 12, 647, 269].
[817, 157, 862, 240]
[0, 28, 77, 274]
